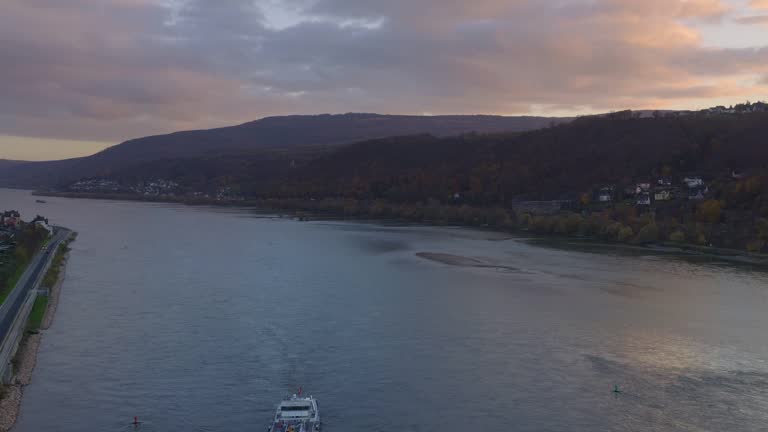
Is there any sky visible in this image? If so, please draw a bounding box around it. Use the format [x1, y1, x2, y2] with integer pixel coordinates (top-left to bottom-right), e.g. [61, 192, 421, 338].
[2, 0, 768, 161]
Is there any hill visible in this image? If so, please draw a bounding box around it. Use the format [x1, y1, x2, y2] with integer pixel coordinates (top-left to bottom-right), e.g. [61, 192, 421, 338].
[33, 111, 768, 203]
[29, 111, 768, 252]
[0, 113, 568, 188]
[248, 111, 768, 202]
[0, 160, 25, 170]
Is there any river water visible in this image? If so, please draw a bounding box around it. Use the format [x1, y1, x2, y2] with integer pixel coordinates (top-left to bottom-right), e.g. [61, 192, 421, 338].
[2, 188, 768, 431]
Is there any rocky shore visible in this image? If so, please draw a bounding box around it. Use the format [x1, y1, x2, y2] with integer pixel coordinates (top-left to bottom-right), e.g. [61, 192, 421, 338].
[0, 244, 70, 431]
[0, 335, 42, 431]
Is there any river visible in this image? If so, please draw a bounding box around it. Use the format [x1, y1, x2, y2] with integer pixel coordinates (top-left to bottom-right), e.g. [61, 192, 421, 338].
[2, 188, 768, 431]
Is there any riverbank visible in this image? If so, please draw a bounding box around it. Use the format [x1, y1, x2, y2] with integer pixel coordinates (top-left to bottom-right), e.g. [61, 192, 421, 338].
[0, 233, 74, 432]
[37, 191, 768, 267]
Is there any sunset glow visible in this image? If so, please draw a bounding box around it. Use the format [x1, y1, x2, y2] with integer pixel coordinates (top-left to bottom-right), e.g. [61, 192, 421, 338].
[2, 0, 768, 159]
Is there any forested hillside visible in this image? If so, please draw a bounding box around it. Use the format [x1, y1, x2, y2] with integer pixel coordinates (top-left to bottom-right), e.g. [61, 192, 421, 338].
[244, 112, 768, 203]
[33, 111, 768, 253]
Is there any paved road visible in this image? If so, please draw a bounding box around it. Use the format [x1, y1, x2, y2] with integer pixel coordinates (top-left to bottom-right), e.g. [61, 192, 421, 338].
[0, 228, 69, 344]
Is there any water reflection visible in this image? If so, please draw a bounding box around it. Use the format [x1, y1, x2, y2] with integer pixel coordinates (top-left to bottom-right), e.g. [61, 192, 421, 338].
[1, 189, 766, 432]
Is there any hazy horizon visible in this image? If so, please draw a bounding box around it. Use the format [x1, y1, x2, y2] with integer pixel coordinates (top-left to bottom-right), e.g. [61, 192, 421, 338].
[0, 108, 682, 161]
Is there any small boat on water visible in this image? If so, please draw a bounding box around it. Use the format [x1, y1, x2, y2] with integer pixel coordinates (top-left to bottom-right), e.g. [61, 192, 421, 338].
[268, 390, 320, 432]
[35, 199, 47, 203]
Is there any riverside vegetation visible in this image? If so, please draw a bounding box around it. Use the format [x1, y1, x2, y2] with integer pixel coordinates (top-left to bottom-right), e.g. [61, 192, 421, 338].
[250, 193, 768, 255]
[27, 237, 73, 332]
[0, 225, 48, 304]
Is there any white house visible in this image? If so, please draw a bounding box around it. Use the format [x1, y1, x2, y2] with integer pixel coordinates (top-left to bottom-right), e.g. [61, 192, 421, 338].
[688, 187, 707, 200]
[683, 176, 703, 188]
[34, 220, 52, 235]
[637, 192, 651, 206]
[635, 182, 651, 195]
[654, 190, 673, 201]
[597, 186, 614, 202]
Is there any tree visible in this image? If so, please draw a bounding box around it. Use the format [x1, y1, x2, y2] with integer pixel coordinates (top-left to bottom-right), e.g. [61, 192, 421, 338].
[697, 200, 723, 223]
[618, 226, 634, 242]
[746, 239, 765, 253]
[669, 231, 686, 243]
[635, 224, 659, 244]
[757, 218, 768, 240]
[580, 192, 591, 206]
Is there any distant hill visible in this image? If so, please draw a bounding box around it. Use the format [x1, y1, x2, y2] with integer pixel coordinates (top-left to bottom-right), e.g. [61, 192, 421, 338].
[0, 160, 24, 169]
[23, 111, 768, 253]
[269, 112, 768, 201]
[48, 111, 768, 203]
[0, 113, 569, 188]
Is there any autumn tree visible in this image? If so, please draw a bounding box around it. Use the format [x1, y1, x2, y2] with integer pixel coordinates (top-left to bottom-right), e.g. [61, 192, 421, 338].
[697, 200, 723, 223]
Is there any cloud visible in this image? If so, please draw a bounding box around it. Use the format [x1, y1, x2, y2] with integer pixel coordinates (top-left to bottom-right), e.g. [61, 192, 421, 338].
[735, 15, 768, 24]
[751, 0, 768, 10]
[1, 0, 766, 150]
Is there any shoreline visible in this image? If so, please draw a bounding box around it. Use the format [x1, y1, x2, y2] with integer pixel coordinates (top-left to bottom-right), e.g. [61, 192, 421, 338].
[0, 234, 74, 432]
[35, 191, 768, 267]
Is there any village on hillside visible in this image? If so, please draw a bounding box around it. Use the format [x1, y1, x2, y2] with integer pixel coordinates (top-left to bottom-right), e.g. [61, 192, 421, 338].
[0, 210, 53, 256]
[594, 174, 711, 207]
[701, 101, 768, 115]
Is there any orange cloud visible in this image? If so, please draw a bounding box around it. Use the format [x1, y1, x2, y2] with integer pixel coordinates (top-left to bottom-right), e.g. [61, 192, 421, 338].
[676, 0, 731, 18]
[751, 0, 768, 10]
[602, 0, 730, 19]
[0, 0, 766, 150]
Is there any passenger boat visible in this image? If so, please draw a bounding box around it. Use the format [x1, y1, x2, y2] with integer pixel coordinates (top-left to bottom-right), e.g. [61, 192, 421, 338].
[268, 390, 320, 432]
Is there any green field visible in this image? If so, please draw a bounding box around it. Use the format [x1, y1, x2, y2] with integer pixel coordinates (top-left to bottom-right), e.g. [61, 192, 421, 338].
[27, 295, 48, 331]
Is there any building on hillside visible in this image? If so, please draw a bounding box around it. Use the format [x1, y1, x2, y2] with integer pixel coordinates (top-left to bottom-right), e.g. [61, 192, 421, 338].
[688, 187, 707, 200]
[705, 106, 731, 114]
[635, 182, 651, 195]
[657, 177, 672, 187]
[70, 178, 122, 193]
[1, 211, 21, 228]
[597, 186, 614, 202]
[734, 101, 768, 113]
[34, 220, 52, 235]
[637, 192, 651, 206]
[32, 215, 52, 235]
[654, 189, 673, 201]
[683, 176, 704, 188]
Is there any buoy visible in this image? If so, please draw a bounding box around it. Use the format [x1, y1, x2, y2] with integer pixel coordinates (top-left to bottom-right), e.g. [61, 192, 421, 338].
[132, 416, 141, 426]
[613, 384, 622, 394]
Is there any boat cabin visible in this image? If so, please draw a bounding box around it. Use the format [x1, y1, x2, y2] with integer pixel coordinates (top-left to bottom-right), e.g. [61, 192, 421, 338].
[278, 400, 314, 421]
[271, 395, 320, 432]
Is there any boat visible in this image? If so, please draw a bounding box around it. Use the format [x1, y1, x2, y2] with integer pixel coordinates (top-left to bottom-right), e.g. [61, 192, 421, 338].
[35, 199, 47, 204]
[268, 390, 321, 432]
